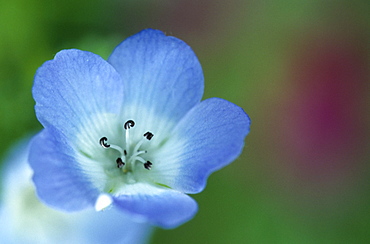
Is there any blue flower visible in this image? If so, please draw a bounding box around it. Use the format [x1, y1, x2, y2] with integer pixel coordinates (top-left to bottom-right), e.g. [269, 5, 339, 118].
[29, 29, 250, 228]
[0, 136, 153, 244]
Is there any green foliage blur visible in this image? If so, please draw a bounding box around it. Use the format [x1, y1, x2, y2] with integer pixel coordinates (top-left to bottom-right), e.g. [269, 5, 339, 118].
[0, 0, 369, 243]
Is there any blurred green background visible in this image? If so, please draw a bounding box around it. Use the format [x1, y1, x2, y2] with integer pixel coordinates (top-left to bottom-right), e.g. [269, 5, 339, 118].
[0, 0, 369, 243]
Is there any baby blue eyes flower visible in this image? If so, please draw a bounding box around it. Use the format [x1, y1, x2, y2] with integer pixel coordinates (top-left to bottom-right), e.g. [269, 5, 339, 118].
[29, 29, 251, 228]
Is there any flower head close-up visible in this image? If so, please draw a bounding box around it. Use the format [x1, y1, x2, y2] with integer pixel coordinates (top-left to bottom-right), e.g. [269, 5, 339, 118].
[29, 29, 251, 228]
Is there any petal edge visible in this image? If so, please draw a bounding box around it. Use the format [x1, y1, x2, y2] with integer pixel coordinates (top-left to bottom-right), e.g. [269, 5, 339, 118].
[153, 97, 251, 193]
[113, 183, 198, 229]
[28, 129, 99, 211]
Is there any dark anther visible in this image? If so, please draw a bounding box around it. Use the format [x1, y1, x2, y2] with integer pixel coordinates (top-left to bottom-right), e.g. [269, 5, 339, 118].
[124, 150, 127, 156]
[124, 120, 135, 130]
[143, 132, 154, 140]
[99, 137, 110, 148]
[144, 161, 152, 170]
[116, 158, 125, 168]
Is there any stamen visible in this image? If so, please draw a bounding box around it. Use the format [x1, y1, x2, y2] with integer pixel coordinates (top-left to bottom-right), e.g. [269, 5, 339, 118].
[132, 139, 145, 158]
[129, 149, 146, 162]
[143, 132, 154, 140]
[99, 120, 155, 172]
[124, 120, 135, 130]
[99, 137, 125, 156]
[116, 158, 125, 168]
[133, 157, 153, 170]
[144, 161, 152, 170]
[99, 137, 110, 148]
[125, 128, 131, 155]
[124, 120, 135, 155]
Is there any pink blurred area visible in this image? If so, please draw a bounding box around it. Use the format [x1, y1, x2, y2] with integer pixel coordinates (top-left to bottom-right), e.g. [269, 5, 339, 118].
[281, 31, 369, 187]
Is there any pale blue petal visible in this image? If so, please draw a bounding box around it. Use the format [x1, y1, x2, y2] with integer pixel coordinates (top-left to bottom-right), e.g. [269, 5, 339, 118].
[28, 129, 99, 211]
[152, 98, 250, 193]
[108, 29, 204, 125]
[113, 183, 198, 229]
[33, 49, 124, 139]
[73, 207, 154, 244]
[1, 136, 154, 244]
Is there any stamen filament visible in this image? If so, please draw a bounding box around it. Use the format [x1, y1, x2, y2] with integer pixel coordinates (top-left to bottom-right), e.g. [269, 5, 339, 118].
[129, 149, 146, 162]
[134, 156, 146, 164]
[109, 144, 125, 157]
[125, 129, 130, 155]
[132, 139, 144, 158]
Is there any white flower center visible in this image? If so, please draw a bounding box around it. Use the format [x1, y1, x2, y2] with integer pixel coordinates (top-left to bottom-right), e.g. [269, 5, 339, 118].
[99, 120, 154, 172]
[76, 111, 181, 195]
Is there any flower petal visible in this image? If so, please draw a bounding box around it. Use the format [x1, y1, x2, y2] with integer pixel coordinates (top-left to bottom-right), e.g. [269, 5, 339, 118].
[1, 135, 154, 244]
[108, 29, 204, 126]
[151, 97, 251, 193]
[33, 49, 124, 138]
[29, 129, 99, 211]
[113, 183, 198, 229]
[72, 207, 154, 244]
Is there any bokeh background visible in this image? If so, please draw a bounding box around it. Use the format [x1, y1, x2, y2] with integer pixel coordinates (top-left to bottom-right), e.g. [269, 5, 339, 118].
[0, 0, 369, 243]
